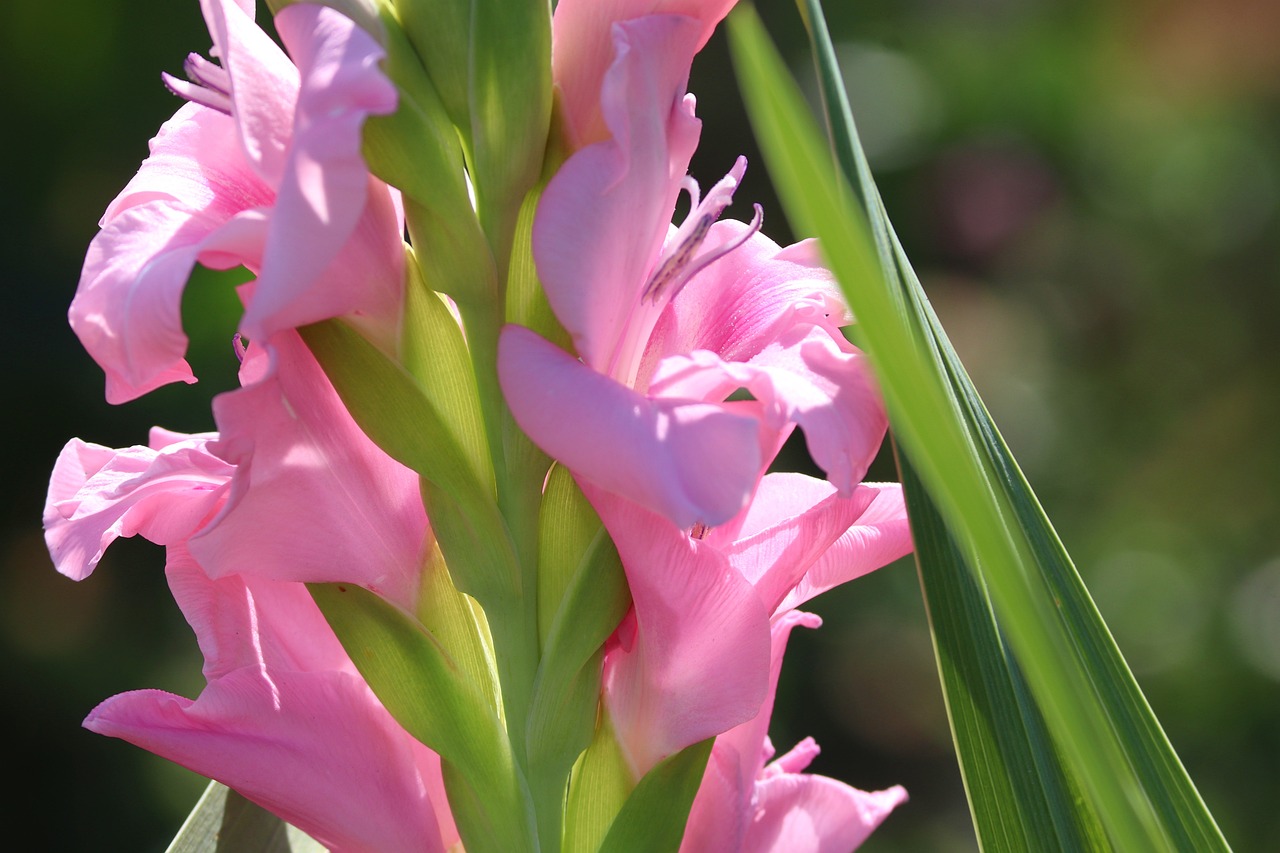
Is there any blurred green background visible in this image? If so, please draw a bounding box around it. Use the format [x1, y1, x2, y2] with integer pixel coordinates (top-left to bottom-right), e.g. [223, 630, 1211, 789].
[4, 0, 1278, 849]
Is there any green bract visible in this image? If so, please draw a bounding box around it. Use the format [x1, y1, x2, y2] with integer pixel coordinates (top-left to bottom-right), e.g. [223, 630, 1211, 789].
[395, 0, 552, 278]
[309, 582, 536, 852]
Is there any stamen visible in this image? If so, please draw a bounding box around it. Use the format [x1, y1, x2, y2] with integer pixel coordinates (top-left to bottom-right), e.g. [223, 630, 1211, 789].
[673, 203, 763, 291]
[641, 156, 762, 305]
[162, 52, 233, 115]
[233, 333, 248, 363]
[607, 157, 761, 386]
[690, 521, 710, 540]
[680, 174, 702, 214]
[642, 213, 715, 302]
[184, 53, 232, 97]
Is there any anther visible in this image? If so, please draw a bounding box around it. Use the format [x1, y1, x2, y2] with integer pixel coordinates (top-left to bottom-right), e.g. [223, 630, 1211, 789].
[642, 214, 716, 302]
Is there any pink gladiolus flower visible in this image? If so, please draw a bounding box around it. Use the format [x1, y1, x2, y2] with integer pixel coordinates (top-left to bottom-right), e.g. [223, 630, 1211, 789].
[500, 12, 887, 529]
[86, 547, 458, 853]
[43, 336, 446, 851]
[71, 0, 402, 403]
[590, 477, 911, 778]
[681, 612, 907, 852]
[50, 0, 914, 846]
[45, 332, 429, 606]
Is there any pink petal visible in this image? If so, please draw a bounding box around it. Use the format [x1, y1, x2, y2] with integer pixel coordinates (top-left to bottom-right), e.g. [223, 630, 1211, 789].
[72, 205, 201, 402]
[165, 545, 352, 680]
[73, 2, 401, 401]
[103, 102, 271, 225]
[500, 325, 767, 529]
[552, 0, 736, 148]
[732, 611, 822, 780]
[714, 472, 836, 544]
[717, 477, 885, 617]
[683, 611, 906, 852]
[72, 98, 276, 402]
[86, 551, 455, 853]
[747, 773, 906, 850]
[679, 734, 752, 852]
[641, 225, 851, 381]
[680, 611, 820, 852]
[243, 3, 401, 343]
[71, 197, 268, 403]
[649, 324, 887, 494]
[746, 778, 908, 853]
[766, 736, 822, 776]
[201, 0, 300, 187]
[776, 483, 912, 614]
[43, 434, 232, 581]
[196, 331, 429, 609]
[534, 15, 702, 374]
[593, 487, 772, 775]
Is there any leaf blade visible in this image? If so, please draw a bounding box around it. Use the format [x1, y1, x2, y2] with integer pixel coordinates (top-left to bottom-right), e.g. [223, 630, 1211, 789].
[165, 781, 326, 853]
[728, 5, 1229, 849]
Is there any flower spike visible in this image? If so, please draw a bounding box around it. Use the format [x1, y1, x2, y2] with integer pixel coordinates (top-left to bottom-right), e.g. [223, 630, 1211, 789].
[49, 1, 914, 850]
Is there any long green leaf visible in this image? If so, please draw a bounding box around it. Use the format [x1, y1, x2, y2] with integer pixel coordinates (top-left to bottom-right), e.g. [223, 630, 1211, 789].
[796, 0, 1097, 846]
[796, 2, 1228, 846]
[899, 447, 1103, 849]
[166, 781, 325, 853]
[729, 5, 1228, 850]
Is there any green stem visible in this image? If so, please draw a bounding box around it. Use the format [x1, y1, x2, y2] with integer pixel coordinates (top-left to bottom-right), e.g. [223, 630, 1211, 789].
[455, 295, 555, 845]
[455, 298, 509, 489]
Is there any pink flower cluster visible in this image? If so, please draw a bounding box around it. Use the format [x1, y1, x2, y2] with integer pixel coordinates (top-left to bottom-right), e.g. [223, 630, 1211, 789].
[44, 0, 912, 850]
